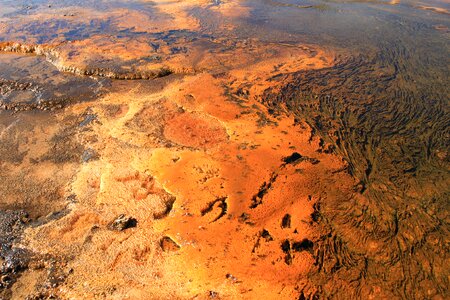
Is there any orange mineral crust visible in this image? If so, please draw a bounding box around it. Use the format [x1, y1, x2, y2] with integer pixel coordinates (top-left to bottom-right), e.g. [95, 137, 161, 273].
[34, 58, 359, 298]
[0, 0, 349, 298]
[4, 0, 448, 299]
[5, 42, 348, 298]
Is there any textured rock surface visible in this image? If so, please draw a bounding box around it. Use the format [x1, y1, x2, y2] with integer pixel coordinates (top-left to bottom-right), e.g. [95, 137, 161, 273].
[0, 0, 448, 299]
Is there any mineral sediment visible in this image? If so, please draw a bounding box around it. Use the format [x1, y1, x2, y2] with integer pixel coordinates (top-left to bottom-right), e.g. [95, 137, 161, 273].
[0, 0, 448, 299]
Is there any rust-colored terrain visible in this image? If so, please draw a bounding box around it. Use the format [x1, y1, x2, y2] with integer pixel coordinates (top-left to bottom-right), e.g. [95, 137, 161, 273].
[0, 0, 448, 299]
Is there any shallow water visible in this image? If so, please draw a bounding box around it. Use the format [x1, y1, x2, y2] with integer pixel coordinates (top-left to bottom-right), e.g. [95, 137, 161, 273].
[0, 53, 107, 110]
[0, 0, 448, 299]
[256, 1, 449, 298]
